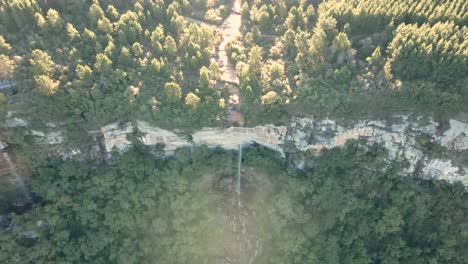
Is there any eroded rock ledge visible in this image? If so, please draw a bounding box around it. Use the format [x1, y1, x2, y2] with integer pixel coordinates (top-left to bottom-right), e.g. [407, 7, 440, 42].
[99, 117, 468, 186]
[5, 113, 466, 186]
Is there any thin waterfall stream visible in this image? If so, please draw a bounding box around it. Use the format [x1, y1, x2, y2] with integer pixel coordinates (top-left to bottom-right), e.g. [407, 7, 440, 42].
[237, 144, 242, 195]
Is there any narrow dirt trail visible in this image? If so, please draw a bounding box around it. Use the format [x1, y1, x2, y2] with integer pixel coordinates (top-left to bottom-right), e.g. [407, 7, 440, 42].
[216, 1, 241, 85]
[183, 8, 268, 261]
[183, 0, 244, 125]
[181, 2, 241, 85]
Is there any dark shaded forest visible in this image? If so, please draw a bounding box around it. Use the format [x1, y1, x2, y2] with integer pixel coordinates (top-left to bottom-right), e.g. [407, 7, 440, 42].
[0, 144, 467, 263]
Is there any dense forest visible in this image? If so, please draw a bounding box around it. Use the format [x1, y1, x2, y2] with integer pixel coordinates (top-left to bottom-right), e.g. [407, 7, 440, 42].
[235, 0, 467, 123]
[1, 144, 467, 263]
[0, 1, 467, 263]
[0, 0, 229, 132]
[0, 0, 466, 131]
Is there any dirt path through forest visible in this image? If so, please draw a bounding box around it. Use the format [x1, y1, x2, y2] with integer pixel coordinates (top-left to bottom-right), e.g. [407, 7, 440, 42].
[183, 6, 271, 260]
[183, 0, 244, 125]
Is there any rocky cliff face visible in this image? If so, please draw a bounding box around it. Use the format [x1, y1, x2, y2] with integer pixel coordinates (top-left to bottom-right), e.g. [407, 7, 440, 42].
[101, 121, 287, 154]
[287, 117, 467, 185]
[5, 112, 467, 186]
[97, 116, 468, 186]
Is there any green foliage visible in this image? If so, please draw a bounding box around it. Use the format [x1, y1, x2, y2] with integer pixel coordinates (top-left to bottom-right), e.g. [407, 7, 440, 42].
[45, 8, 63, 33]
[261, 90, 280, 105]
[185, 92, 200, 110]
[387, 22, 467, 85]
[242, 0, 316, 34]
[164, 81, 182, 103]
[66, 22, 80, 40]
[0, 0, 40, 32]
[181, 0, 232, 24]
[34, 75, 59, 96]
[1, 144, 467, 263]
[249, 143, 468, 264]
[237, 0, 467, 124]
[1, 0, 223, 132]
[0, 54, 15, 81]
[94, 53, 113, 73]
[0, 35, 11, 54]
[89, 2, 104, 25]
[29, 49, 55, 77]
[319, 0, 468, 35]
[0, 148, 226, 263]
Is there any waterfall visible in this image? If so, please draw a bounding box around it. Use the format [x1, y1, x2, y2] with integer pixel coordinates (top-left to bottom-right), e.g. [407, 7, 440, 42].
[237, 144, 242, 195]
[2, 152, 31, 201]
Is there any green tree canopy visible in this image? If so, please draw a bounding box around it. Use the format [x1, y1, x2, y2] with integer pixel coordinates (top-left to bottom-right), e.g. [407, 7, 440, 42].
[34, 75, 59, 95]
[29, 49, 55, 77]
[185, 92, 200, 110]
[164, 81, 182, 103]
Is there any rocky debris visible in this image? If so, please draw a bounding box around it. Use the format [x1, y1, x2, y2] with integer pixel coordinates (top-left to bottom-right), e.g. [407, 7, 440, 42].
[215, 194, 261, 264]
[101, 122, 134, 152]
[30, 130, 46, 137]
[423, 159, 467, 186]
[4, 111, 29, 128]
[46, 131, 64, 144]
[58, 149, 82, 160]
[217, 177, 234, 192]
[29, 130, 64, 145]
[137, 121, 187, 152]
[441, 119, 468, 151]
[5, 117, 28, 128]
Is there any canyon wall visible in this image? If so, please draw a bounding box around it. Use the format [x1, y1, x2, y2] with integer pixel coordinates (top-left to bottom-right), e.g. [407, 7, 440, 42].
[98, 117, 468, 186]
[4, 112, 467, 186]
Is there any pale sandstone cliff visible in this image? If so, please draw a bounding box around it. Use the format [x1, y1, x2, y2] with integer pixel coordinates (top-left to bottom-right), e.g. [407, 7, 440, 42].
[5, 114, 467, 186]
[97, 117, 467, 186]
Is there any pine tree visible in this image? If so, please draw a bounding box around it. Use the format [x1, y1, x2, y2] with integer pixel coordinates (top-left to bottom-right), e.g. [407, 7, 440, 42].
[30, 49, 55, 77]
[0, 35, 11, 54]
[185, 92, 200, 110]
[89, 2, 104, 25]
[35, 75, 59, 96]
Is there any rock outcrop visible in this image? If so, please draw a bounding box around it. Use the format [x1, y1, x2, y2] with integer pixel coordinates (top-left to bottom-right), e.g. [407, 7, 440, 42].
[101, 122, 135, 152]
[441, 120, 468, 151]
[423, 159, 465, 185]
[192, 125, 287, 153]
[5, 112, 467, 186]
[99, 117, 467, 186]
[101, 121, 287, 154]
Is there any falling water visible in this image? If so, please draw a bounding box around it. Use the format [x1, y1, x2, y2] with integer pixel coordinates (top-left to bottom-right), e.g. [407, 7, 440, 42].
[3, 152, 31, 201]
[237, 144, 242, 195]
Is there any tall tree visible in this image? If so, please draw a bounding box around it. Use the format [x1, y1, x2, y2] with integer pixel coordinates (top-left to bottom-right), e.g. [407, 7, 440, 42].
[29, 49, 55, 77]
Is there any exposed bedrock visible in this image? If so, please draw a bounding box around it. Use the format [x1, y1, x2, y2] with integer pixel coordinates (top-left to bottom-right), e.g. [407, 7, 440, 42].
[98, 117, 467, 186]
[4, 113, 466, 185]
